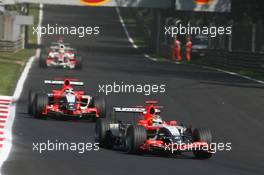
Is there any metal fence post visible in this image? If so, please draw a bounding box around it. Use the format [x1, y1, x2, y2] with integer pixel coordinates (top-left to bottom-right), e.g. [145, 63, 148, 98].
[155, 10, 161, 55]
[252, 23, 256, 53]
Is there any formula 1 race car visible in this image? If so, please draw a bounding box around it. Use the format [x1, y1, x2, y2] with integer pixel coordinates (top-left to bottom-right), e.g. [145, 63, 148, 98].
[28, 78, 106, 121]
[95, 101, 213, 159]
[39, 39, 82, 69]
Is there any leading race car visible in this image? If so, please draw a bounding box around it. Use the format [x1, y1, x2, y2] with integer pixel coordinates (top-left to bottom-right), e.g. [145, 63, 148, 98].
[28, 78, 106, 121]
[95, 101, 213, 159]
[39, 39, 82, 69]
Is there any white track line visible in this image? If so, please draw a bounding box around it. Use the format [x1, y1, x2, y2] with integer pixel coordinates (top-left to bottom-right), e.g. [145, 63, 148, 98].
[0, 4, 43, 175]
[199, 65, 264, 85]
[116, 7, 264, 85]
[144, 54, 157, 61]
[116, 7, 138, 49]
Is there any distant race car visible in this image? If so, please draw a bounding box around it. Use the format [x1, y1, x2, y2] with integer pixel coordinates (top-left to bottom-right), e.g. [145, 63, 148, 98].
[191, 35, 208, 58]
[39, 39, 82, 69]
[95, 101, 213, 159]
[28, 78, 106, 121]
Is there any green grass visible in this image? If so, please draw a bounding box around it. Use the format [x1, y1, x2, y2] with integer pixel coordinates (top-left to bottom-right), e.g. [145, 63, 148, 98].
[237, 70, 264, 81]
[0, 63, 21, 95]
[0, 49, 35, 62]
[134, 37, 147, 48]
[0, 4, 38, 95]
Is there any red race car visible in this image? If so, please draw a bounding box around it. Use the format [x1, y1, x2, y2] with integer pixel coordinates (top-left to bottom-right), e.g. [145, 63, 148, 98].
[39, 40, 82, 69]
[28, 78, 106, 121]
[95, 101, 213, 159]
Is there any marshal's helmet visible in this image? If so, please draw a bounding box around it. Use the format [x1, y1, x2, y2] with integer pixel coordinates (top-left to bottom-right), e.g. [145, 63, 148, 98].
[64, 88, 74, 94]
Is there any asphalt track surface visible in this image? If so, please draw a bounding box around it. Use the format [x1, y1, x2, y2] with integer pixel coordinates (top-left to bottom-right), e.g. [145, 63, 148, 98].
[2, 5, 264, 175]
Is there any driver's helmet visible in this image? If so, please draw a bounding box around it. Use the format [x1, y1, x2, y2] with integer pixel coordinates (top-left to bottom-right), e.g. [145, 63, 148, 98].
[64, 88, 74, 94]
[59, 44, 65, 53]
[151, 115, 163, 125]
[63, 88, 76, 108]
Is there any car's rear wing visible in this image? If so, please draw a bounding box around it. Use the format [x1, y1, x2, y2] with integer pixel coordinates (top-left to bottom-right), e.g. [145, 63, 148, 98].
[113, 107, 161, 113]
[110, 107, 161, 122]
[44, 80, 84, 86]
[51, 42, 70, 46]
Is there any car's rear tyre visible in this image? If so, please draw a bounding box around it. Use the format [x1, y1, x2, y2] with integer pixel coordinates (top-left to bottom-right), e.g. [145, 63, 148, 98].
[75, 55, 82, 69]
[39, 51, 47, 68]
[192, 128, 213, 159]
[34, 93, 48, 119]
[126, 125, 147, 154]
[95, 118, 111, 148]
[94, 97, 106, 118]
[28, 89, 41, 115]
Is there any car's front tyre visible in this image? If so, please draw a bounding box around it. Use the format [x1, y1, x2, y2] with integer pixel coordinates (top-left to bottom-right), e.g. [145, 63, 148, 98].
[75, 55, 82, 70]
[95, 118, 111, 148]
[34, 93, 48, 119]
[94, 97, 106, 119]
[39, 51, 47, 68]
[28, 89, 41, 115]
[125, 125, 147, 154]
[192, 128, 213, 159]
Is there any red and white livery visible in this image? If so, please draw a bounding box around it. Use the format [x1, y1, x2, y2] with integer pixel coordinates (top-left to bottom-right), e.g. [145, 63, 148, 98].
[39, 40, 82, 69]
[28, 78, 106, 121]
[95, 101, 214, 159]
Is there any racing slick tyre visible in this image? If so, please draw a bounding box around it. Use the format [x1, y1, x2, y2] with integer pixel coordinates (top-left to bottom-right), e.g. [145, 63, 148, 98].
[34, 93, 48, 119]
[94, 97, 106, 119]
[75, 55, 82, 69]
[192, 128, 213, 159]
[95, 118, 112, 148]
[39, 51, 47, 68]
[28, 89, 41, 115]
[126, 125, 147, 154]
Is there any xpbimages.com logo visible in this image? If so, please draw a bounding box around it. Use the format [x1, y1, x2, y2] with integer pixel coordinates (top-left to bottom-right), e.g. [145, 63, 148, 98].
[32, 140, 100, 154]
[98, 82, 166, 96]
[165, 24, 232, 38]
[33, 24, 100, 38]
[164, 141, 232, 154]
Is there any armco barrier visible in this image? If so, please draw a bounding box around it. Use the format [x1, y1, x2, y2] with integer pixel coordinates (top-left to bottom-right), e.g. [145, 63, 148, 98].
[0, 38, 23, 52]
[204, 50, 264, 73]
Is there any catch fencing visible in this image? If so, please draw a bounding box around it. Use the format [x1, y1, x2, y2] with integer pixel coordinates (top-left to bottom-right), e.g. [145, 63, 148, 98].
[204, 50, 264, 73]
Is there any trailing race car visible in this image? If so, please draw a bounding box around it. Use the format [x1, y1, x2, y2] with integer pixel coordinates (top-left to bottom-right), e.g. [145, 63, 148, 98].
[95, 101, 213, 159]
[28, 78, 106, 121]
[39, 39, 82, 69]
